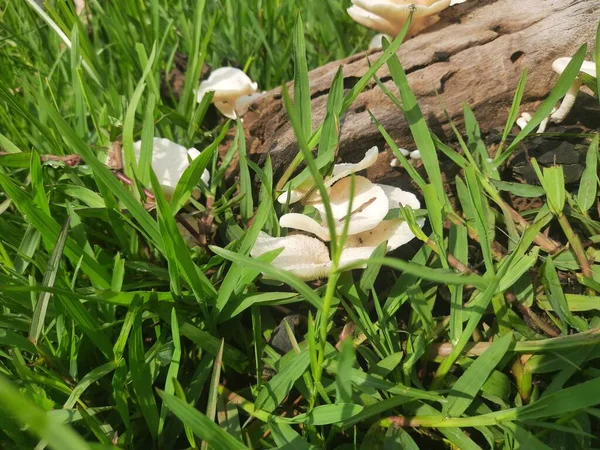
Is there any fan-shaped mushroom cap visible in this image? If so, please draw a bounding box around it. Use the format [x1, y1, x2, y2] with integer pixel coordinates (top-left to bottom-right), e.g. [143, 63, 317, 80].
[280, 176, 389, 241]
[348, 5, 403, 36]
[277, 146, 380, 205]
[133, 138, 209, 198]
[552, 57, 597, 77]
[196, 67, 259, 119]
[250, 232, 333, 280]
[348, 0, 452, 37]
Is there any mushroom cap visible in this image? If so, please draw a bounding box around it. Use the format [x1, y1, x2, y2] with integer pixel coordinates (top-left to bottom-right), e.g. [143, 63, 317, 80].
[552, 57, 597, 77]
[327, 146, 379, 188]
[348, 5, 402, 36]
[250, 232, 333, 280]
[378, 183, 421, 210]
[348, 0, 448, 37]
[280, 176, 390, 241]
[352, 0, 451, 20]
[342, 185, 422, 257]
[368, 33, 391, 49]
[277, 146, 380, 205]
[133, 137, 209, 197]
[197, 67, 258, 100]
[196, 67, 259, 119]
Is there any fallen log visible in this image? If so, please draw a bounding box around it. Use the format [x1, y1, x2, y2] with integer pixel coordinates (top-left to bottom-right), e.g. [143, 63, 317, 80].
[244, 0, 600, 180]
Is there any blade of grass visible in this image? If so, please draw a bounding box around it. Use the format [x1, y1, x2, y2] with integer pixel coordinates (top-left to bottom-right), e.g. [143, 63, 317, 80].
[383, 38, 446, 205]
[293, 14, 312, 141]
[159, 308, 182, 438]
[129, 310, 160, 439]
[443, 332, 513, 417]
[200, 338, 224, 450]
[157, 391, 247, 450]
[0, 375, 91, 450]
[28, 217, 70, 346]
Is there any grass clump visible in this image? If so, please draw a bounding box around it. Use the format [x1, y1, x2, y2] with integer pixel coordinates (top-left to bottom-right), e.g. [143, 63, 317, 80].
[0, 1, 600, 449]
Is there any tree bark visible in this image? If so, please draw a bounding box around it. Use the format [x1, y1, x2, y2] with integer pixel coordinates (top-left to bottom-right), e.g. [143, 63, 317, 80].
[244, 0, 599, 179]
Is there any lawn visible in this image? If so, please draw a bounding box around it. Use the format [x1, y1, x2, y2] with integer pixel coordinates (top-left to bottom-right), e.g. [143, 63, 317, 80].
[0, 0, 600, 449]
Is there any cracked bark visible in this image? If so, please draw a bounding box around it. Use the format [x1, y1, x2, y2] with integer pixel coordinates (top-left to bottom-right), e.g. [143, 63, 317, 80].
[243, 0, 599, 180]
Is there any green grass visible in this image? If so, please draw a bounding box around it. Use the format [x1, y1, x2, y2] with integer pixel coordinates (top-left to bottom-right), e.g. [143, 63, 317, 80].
[1, 1, 600, 449]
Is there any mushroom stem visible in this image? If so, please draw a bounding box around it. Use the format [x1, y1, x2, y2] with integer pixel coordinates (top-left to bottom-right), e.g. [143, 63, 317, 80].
[550, 79, 583, 124]
[537, 115, 549, 133]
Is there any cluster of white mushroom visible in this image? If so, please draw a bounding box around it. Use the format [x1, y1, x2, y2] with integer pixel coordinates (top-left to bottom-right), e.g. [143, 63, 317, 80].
[518, 57, 597, 133]
[250, 147, 424, 280]
[348, 0, 467, 49]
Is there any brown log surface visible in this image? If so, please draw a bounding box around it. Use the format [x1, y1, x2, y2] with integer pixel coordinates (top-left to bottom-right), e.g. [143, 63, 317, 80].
[245, 0, 600, 176]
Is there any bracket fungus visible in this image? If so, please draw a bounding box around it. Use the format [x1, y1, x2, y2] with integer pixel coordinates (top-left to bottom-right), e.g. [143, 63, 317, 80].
[251, 147, 424, 280]
[133, 137, 209, 198]
[348, 0, 464, 39]
[196, 67, 260, 120]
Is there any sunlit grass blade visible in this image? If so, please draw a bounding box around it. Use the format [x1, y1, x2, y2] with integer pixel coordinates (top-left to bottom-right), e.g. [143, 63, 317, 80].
[576, 134, 598, 213]
[293, 14, 312, 140]
[24, 0, 100, 85]
[499, 69, 528, 151]
[39, 96, 164, 251]
[277, 10, 415, 191]
[28, 217, 70, 346]
[0, 173, 111, 289]
[270, 421, 316, 449]
[157, 391, 247, 450]
[383, 38, 445, 205]
[255, 349, 310, 413]
[150, 168, 216, 310]
[63, 361, 118, 409]
[596, 19, 600, 99]
[236, 120, 253, 221]
[443, 332, 512, 417]
[0, 375, 91, 450]
[200, 338, 224, 450]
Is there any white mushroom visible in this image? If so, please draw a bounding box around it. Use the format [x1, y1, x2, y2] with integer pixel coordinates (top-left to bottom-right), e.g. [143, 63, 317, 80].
[133, 138, 209, 198]
[348, 0, 455, 38]
[280, 176, 390, 240]
[252, 160, 423, 281]
[252, 186, 422, 281]
[73, 0, 85, 15]
[390, 147, 421, 167]
[277, 146, 379, 205]
[368, 33, 392, 49]
[550, 58, 597, 124]
[409, 150, 422, 160]
[196, 67, 259, 120]
[516, 112, 531, 130]
[516, 109, 556, 134]
[250, 233, 334, 280]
